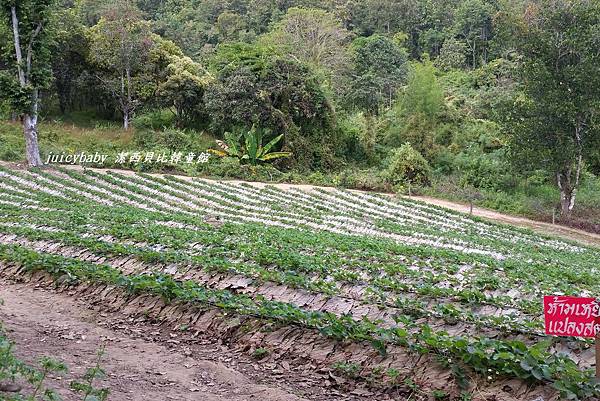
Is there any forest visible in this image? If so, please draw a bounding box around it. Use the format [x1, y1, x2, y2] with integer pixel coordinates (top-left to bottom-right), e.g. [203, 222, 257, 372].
[1, 0, 600, 231]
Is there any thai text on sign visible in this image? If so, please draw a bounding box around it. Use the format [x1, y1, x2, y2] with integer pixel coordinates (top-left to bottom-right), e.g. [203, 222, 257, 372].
[544, 296, 600, 338]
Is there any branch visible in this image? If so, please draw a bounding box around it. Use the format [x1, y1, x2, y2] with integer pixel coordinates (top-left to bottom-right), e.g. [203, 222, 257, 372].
[556, 171, 563, 191]
[95, 74, 122, 100]
[573, 121, 584, 189]
[26, 22, 43, 80]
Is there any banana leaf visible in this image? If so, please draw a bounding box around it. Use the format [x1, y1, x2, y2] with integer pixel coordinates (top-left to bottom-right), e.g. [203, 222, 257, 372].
[262, 134, 284, 155]
[259, 151, 292, 161]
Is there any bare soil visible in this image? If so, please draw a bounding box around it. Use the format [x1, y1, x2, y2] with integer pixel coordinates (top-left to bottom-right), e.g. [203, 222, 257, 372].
[0, 281, 345, 401]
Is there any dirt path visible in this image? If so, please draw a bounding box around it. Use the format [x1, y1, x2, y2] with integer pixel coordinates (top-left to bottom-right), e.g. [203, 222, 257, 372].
[410, 196, 600, 248]
[0, 281, 318, 401]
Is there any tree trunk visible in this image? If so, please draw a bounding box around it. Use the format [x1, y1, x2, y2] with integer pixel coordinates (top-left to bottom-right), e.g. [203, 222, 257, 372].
[11, 5, 43, 167]
[557, 169, 578, 219]
[556, 123, 585, 219]
[11, 6, 25, 86]
[23, 114, 43, 167]
[559, 185, 575, 218]
[125, 66, 132, 130]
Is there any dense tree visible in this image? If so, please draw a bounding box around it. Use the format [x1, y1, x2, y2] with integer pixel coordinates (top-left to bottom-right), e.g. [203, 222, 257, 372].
[51, 6, 89, 114]
[436, 37, 467, 70]
[156, 55, 210, 127]
[204, 43, 336, 169]
[504, 0, 600, 217]
[215, 11, 248, 42]
[349, 35, 408, 113]
[415, 0, 454, 57]
[155, 0, 226, 58]
[347, 0, 421, 37]
[0, 0, 56, 166]
[387, 57, 444, 156]
[453, 0, 495, 68]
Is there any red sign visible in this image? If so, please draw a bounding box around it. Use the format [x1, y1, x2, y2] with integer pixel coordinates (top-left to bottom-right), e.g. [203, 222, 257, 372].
[544, 295, 600, 338]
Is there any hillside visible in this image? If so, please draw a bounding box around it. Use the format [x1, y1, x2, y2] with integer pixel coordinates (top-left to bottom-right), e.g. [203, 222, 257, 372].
[1, 164, 600, 400]
[2, 1, 600, 400]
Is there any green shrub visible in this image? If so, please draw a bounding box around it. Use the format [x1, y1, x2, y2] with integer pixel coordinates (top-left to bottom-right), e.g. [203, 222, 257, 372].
[454, 149, 511, 191]
[160, 128, 194, 151]
[338, 112, 385, 164]
[336, 168, 389, 192]
[199, 157, 285, 182]
[251, 347, 270, 359]
[133, 128, 193, 151]
[132, 110, 176, 130]
[384, 143, 432, 189]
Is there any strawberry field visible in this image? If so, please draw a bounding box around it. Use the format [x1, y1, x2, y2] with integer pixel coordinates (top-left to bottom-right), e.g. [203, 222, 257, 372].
[1, 165, 599, 400]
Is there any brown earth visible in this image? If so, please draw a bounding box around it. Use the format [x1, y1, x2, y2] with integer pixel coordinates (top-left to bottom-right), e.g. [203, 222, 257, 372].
[0, 280, 344, 401]
[0, 258, 558, 401]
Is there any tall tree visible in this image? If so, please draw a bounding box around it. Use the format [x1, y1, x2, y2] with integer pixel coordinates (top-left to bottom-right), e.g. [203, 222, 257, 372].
[386, 57, 444, 156]
[349, 34, 408, 113]
[52, 6, 89, 114]
[204, 43, 337, 169]
[453, 0, 495, 67]
[504, 0, 600, 217]
[156, 55, 210, 127]
[88, 0, 152, 130]
[261, 7, 352, 91]
[0, 0, 55, 167]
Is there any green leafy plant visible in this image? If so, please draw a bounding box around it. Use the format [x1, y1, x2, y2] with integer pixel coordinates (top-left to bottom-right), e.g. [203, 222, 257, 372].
[209, 126, 291, 165]
[0, 321, 108, 401]
[70, 346, 109, 401]
[384, 142, 432, 190]
[251, 347, 270, 359]
[332, 361, 362, 378]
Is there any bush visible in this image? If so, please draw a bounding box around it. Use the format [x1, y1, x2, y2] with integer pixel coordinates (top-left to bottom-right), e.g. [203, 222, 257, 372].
[336, 168, 389, 192]
[454, 148, 512, 191]
[384, 143, 432, 189]
[199, 157, 285, 182]
[133, 128, 193, 151]
[132, 110, 176, 130]
[338, 112, 386, 164]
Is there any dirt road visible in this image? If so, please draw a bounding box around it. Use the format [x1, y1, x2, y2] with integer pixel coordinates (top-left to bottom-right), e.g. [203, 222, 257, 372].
[410, 196, 600, 248]
[0, 282, 322, 401]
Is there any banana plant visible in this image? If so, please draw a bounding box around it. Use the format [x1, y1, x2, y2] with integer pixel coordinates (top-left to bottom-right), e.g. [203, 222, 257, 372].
[209, 126, 292, 165]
